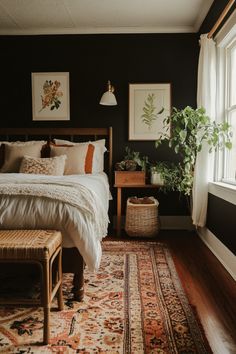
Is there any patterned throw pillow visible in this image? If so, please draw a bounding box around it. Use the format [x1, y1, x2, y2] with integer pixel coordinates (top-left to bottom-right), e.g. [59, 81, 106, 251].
[19, 155, 67, 175]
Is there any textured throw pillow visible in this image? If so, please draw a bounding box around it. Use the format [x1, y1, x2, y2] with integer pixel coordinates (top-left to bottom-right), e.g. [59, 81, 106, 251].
[0, 141, 46, 173]
[51, 139, 107, 174]
[19, 155, 67, 175]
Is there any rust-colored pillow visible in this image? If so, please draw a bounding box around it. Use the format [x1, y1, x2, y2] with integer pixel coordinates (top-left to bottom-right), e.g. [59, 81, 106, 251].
[41, 141, 51, 158]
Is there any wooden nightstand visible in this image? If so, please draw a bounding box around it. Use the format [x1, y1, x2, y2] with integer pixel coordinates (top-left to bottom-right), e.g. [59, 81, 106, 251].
[114, 183, 160, 236]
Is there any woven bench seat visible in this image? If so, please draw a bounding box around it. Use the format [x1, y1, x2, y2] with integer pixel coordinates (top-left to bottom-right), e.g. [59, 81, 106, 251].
[0, 229, 62, 259]
[0, 229, 64, 345]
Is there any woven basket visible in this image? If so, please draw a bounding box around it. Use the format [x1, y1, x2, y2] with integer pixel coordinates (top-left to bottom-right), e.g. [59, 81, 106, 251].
[125, 197, 160, 237]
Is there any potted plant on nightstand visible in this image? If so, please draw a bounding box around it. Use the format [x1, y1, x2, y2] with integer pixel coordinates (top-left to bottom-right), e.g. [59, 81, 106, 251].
[150, 163, 165, 185]
[114, 147, 150, 185]
[150, 161, 184, 191]
[123, 146, 149, 172]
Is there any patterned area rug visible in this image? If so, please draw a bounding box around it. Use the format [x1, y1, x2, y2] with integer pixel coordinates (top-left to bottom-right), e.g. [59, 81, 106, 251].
[0, 241, 212, 353]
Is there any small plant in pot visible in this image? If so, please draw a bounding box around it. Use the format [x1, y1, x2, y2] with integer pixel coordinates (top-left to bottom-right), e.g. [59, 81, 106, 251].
[115, 147, 149, 172]
[150, 163, 165, 185]
[150, 161, 183, 191]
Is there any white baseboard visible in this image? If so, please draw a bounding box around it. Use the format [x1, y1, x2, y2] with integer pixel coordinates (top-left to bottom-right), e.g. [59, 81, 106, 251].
[113, 215, 194, 230]
[197, 227, 236, 281]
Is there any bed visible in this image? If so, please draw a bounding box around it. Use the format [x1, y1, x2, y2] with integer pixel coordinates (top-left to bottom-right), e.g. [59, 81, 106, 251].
[0, 127, 113, 301]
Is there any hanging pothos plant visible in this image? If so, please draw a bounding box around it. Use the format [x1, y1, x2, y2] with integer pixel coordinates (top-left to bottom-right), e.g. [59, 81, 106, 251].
[155, 106, 232, 195]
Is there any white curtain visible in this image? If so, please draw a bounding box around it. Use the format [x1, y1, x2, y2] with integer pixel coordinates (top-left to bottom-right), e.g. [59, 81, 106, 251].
[192, 34, 216, 227]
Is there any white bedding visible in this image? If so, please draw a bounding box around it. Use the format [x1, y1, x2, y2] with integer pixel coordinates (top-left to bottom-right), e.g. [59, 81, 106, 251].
[0, 172, 111, 271]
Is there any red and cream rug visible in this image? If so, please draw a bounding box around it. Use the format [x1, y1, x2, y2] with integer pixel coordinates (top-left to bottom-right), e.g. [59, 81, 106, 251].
[0, 241, 212, 353]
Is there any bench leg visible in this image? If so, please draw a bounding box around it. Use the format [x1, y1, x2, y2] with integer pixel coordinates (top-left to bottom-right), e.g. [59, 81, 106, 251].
[57, 249, 64, 311]
[42, 260, 50, 345]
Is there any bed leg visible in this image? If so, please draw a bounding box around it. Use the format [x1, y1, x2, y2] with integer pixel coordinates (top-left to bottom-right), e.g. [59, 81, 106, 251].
[72, 272, 84, 301]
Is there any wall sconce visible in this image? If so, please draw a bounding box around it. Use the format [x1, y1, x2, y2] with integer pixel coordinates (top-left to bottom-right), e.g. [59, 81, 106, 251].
[99, 80, 117, 106]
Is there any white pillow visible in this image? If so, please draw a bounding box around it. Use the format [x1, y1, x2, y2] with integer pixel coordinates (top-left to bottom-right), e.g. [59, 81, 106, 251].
[0, 141, 46, 173]
[51, 139, 106, 174]
[53, 138, 106, 149]
[20, 155, 67, 175]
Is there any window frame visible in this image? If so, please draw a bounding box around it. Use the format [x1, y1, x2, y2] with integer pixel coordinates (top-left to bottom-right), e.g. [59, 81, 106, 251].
[215, 12, 236, 188]
[222, 37, 236, 185]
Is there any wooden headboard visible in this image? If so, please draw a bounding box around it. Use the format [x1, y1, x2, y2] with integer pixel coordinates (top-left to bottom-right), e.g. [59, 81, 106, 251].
[0, 127, 113, 182]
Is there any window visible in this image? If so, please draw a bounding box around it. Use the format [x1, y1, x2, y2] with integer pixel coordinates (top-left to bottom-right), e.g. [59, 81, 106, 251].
[216, 12, 236, 186]
[223, 38, 236, 184]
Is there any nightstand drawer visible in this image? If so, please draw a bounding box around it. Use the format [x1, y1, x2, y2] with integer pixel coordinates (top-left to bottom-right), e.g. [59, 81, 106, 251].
[115, 171, 145, 185]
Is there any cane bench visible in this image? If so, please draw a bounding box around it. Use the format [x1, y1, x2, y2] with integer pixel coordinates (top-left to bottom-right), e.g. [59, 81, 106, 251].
[0, 229, 64, 344]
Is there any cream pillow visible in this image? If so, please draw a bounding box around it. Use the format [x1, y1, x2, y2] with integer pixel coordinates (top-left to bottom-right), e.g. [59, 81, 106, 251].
[50, 143, 102, 174]
[0, 140, 45, 146]
[0, 141, 46, 173]
[52, 139, 106, 173]
[20, 155, 67, 175]
[54, 138, 106, 148]
[0, 140, 47, 169]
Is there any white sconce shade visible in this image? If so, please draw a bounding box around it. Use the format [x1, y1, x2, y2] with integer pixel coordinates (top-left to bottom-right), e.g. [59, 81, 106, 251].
[99, 80, 117, 106]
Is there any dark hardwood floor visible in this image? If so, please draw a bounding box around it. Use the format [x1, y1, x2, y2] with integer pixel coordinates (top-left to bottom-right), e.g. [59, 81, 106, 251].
[105, 230, 236, 354]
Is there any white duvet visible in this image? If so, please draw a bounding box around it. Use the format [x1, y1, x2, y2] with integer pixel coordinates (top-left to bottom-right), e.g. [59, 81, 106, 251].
[0, 172, 111, 271]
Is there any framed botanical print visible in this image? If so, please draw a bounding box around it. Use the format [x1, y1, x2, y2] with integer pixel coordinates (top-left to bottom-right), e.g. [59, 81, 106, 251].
[32, 72, 70, 121]
[129, 83, 171, 140]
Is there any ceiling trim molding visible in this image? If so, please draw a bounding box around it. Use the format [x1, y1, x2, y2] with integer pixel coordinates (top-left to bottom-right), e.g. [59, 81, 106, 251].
[0, 25, 196, 36]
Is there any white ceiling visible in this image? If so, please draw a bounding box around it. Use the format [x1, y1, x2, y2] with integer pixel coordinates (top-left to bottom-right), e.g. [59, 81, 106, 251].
[0, 0, 214, 35]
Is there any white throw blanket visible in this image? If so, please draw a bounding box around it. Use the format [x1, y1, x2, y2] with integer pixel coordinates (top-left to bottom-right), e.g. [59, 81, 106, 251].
[0, 174, 110, 271]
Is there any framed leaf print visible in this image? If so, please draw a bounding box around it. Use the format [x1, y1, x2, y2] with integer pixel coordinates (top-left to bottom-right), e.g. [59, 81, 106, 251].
[32, 72, 70, 121]
[129, 83, 171, 140]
